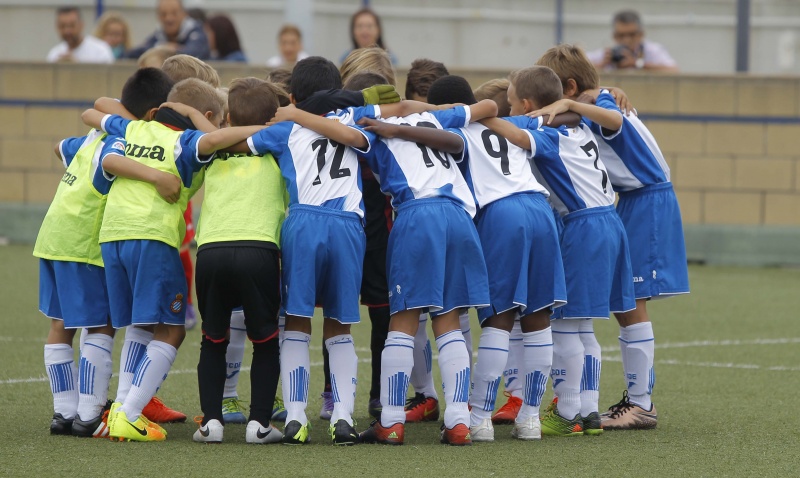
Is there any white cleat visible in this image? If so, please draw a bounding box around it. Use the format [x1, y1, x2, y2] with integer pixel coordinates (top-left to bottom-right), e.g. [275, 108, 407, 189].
[512, 415, 542, 440]
[193, 419, 224, 443]
[470, 418, 495, 442]
[246, 420, 282, 444]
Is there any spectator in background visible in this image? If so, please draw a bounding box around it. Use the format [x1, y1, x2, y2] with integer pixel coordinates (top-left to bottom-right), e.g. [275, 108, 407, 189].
[266, 24, 309, 69]
[340, 8, 397, 65]
[47, 6, 114, 63]
[587, 10, 678, 72]
[94, 11, 131, 59]
[126, 0, 210, 60]
[206, 14, 247, 62]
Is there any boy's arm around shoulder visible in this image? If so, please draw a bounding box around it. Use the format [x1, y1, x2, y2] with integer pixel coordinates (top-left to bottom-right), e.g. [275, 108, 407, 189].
[197, 125, 269, 156]
[274, 105, 368, 150]
[532, 99, 622, 132]
[95, 97, 137, 120]
[358, 118, 464, 155]
[100, 137, 181, 203]
[479, 117, 532, 151]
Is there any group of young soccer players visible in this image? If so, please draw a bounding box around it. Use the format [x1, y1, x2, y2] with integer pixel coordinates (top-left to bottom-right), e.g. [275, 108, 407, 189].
[35, 42, 689, 446]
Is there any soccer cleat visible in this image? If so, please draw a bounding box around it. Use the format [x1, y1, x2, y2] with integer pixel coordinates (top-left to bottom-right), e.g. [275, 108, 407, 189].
[540, 409, 584, 437]
[367, 398, 382, 420]
[512, 416, 542, 440]
[330, 419, 359, 446]
[582, 411, 603, 435]
[185, 304, 197, 330]
[72, 401, 112, 438]
[491, 392, 522, 425]
[404, 393, 440, 422]
[469, 418, 495, 443]
[359, 420, 404, 445]
[193, 418, 224, 443]
[319, 392, 334, 420]
[246, 421, 282, 444]
[282, 420, 311, 445]
[142, 396, 187, 423]
[50, 413, 73, 435]
[108, 408, 166, 442]
[601, 391, 658, 430]
[440, 423, 472, 446]
[222, 397, 247, 424]
[271, 396, 287, 422]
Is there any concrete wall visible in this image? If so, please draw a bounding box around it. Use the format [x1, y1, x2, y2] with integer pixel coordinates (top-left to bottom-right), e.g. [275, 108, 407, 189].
[0, 62, 798, 264]
[2, 0, 800, 74]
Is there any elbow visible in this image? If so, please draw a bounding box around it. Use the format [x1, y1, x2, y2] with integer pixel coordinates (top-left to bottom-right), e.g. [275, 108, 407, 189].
[81, 109, 92, 125]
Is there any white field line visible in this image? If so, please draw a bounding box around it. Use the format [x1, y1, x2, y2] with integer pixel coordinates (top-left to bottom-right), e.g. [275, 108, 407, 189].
[3, 337, 800, 386]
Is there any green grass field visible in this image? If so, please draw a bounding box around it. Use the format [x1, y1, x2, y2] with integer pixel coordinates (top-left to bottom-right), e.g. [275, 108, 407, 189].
[1, 244, 799, 477]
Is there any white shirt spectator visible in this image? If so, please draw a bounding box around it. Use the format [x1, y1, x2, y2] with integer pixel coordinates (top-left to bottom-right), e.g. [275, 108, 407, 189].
[587, 40, 676, 71]
[47, 35, 115, 64]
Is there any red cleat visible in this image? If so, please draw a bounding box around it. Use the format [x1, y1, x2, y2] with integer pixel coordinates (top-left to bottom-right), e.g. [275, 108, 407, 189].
[491, 392, 522, 425]
[142, 396, 187, 423]
[359, 420, 404, 445]
[404, 393, 440, 422]
[440, 423, 472, 446]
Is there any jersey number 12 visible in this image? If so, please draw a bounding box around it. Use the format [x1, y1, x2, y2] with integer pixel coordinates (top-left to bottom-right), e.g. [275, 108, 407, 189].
[311, 138, 351, 186]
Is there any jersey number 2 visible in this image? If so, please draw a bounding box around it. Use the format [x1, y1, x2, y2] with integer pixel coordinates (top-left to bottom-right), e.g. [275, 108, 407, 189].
[580, 140, 608, 193]
[311, 138, 351, 186]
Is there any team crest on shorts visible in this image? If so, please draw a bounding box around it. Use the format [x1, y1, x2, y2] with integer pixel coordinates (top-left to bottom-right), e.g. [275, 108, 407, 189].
[171, 293, 184, 313]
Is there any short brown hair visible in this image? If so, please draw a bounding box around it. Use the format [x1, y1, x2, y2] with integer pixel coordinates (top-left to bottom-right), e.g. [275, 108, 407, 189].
[167, 78, 223, 120]
[162, 54, 221, 88]
[267, 69, 292, 89]
[343, 71, 388, 91]
[474, 78, 511, 117]
[405, 58, 449, 100]
[535, 44, 599, 94]
[340, 47, 396, 87]
[137, 45, 175, 69]
[278, 24, 302, 40]
[508, 66, 563, 109]
[227, 77, 282, 127]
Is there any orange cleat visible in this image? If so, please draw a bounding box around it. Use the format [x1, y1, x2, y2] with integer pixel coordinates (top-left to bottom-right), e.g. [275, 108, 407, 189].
[142, 396, 187, 423]
[404, 393, 440, 422]
[440, 423, 472, 446]
[359, 420, 404, 445]
[491, 392, 522, 425]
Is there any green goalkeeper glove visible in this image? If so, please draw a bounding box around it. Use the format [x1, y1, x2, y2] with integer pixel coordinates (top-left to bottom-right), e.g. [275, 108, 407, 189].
[362, 84, 401, 105]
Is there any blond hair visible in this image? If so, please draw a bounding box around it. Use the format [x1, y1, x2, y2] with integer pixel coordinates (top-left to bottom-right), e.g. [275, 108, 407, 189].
[137, 45, 175, 69]
[167, 78, 224, 120]
[535, 44, 599, 94]
[94, 11, 130, 50]
[340, 47, 396, 87]
[162, 54, 221, 88]
[474, 78, 511, 117]
[508, 66, 563, 109]
[228, 77, 283, 127]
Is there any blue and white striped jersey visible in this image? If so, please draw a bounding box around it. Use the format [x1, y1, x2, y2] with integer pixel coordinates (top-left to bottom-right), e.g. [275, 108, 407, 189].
[506, 116, 615, 217]
[586, 90, 670, 192]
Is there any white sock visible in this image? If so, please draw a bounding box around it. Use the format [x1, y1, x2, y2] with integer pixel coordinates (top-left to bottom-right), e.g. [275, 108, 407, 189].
[224, 310, 247, 398]
[380, 331, 414, 427]
[619, 325, 629, 384]
[280, 330, 310, 425]
[518, 327, 552, 421]
[326, 334, 358, 425]
[44, 343, 78, 420]
[459, 311, 473, 365]
[468, 327, 509, 426]
[77, 333, 114, 421]
[116, 327, 153, 403]
[623, 322, 655, 410]
[411, 314, 437, 399]
[435, 329, 471, 429]
[120, 340, 177, 421]
[578, 320, 601, 416]
[551, 320, 583, 419]
[504, 320, 523, 398]
[79, 328, 88, 353]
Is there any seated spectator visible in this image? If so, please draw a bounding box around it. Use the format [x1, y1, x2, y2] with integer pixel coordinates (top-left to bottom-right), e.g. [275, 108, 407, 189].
[94, 11, 130, 59]
[587, 10, 678, 72]
[47, 6, 114, 64]
[137, 45, 176, 68]
[206, 14, 247, 62]
[126, 0, 210, 60]
[266, 24, 309, 69]
[340, 8, 397, 65]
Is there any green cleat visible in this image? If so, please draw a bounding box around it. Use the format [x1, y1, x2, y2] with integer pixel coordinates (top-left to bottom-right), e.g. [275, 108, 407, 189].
[582, 411, 603, 436]
[540, 408, 584, 437]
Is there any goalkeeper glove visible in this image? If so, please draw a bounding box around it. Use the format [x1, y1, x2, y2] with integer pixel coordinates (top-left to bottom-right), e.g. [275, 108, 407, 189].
[362, 84, 401, 105]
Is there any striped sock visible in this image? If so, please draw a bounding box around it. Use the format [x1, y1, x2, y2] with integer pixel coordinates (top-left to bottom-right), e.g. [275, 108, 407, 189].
[280, 331, 310, 426]
[468, 327, 509, 427]
[436, 329, 471, 429]
[44, 343, 78, 420]
[380, 331, 414, 428]
[77, 333, 114, 421]
[518, 327, 552, 421]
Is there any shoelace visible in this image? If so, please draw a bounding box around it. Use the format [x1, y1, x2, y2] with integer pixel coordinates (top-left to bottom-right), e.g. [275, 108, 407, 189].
[193, 415, 204, 427]
[223, 398, 245, 414]
[405, 393, 427, 409]
[607, 394, 634, 419]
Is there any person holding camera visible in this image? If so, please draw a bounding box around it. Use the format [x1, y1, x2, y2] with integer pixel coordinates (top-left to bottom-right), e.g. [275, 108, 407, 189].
[587, 10, 677, 72]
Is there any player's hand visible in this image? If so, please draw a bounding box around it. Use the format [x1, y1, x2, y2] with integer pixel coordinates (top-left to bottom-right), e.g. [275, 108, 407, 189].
[362, 85, 400, 105]
[528, 99, 573, 124]
[616, 50, 638, 69]
[605, 87, 636, 116]
[273, 104, 298, 123]
[160, 102, 198, 118]
[153, 171, 181, 204]
[357, 117, 397, 138]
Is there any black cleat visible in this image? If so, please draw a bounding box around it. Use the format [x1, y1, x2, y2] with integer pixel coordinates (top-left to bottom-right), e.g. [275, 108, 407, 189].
[72, 401, 112, 438]
[330, 419, 359, 446]
[50, 413, 73, 435]
[282, 420, 310, 445]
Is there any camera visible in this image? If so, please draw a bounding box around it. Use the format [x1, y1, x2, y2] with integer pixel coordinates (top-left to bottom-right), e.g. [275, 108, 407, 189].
[611, 45, 629, 64]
